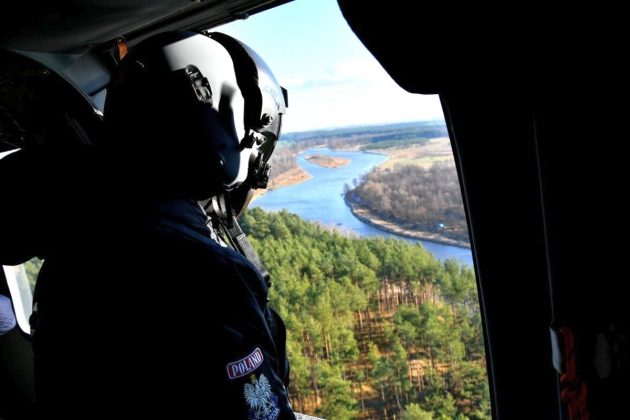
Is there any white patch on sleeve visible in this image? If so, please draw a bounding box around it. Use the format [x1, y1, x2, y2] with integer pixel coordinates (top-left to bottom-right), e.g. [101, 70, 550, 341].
[243, 373, 280, 420]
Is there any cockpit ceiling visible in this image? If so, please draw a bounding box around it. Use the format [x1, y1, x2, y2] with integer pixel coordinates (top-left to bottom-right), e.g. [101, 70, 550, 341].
[0, 0, 289, 53]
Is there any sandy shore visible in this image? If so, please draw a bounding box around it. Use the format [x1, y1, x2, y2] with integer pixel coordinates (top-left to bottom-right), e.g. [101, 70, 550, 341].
[251, 166, 312, 202]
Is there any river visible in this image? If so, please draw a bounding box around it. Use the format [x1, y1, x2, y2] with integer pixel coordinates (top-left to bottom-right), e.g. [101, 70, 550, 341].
[252, 148, 473, 266]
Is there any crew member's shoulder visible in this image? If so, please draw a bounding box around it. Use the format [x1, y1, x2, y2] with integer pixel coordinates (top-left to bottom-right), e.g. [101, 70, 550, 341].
[166, 233, 260, 278]
[205, 240, 261, 278]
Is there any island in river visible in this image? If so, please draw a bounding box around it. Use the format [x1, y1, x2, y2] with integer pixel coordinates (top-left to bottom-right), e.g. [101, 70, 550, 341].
[251, 154, 349, 202]
[305, 154, 350, 168]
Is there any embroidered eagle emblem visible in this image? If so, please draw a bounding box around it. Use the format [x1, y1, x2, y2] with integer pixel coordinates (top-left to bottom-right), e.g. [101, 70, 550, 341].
[243, 374, 280, 420]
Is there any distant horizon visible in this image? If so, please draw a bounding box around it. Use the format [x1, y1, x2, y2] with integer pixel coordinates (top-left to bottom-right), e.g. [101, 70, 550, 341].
[281, 118, 446, 135]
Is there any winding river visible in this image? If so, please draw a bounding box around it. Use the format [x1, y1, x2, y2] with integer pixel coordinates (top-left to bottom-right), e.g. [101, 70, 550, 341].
[252, 148, 473, 266]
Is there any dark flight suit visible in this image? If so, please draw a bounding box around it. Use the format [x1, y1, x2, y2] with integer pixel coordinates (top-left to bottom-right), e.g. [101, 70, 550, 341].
[0, 295, 16, 335]
[0, 148, 295, 419]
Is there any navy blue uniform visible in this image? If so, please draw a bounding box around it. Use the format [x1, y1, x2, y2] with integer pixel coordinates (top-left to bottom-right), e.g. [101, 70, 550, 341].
[0, 295, 16, 335]
[0, 148, 295, 419]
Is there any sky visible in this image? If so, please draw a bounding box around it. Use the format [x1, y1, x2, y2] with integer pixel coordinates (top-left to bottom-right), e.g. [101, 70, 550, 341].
[215, 0, 444, 133]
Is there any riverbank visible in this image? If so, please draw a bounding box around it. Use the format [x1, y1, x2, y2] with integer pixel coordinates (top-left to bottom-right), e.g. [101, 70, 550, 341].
[341, 137, 471, 249]
[344, 195, 471, 249]
[252, 166, 312, 202]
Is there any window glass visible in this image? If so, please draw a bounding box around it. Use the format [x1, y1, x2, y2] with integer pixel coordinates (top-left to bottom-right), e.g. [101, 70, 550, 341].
[1, 148, 41, 334]
[0, 149, 18, 159]
[2, 258, 41, 334]
[219, 1, 489, 419]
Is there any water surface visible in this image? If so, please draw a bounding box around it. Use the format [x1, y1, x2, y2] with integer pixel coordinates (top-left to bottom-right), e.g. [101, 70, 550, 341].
[253, 148, 473, 266]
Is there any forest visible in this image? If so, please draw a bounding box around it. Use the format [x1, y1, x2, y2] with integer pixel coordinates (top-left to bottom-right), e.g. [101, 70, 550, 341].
[345, 163, 469, 245]
[281, 122, 447, 148]
[240, 208, 489, 419]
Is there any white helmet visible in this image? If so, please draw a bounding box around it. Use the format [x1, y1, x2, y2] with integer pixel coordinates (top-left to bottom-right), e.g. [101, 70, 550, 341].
[104, 31, 287, 203]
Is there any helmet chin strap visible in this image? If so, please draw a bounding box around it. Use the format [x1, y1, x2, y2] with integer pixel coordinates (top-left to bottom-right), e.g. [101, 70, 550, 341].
[202, 193, 271, 287]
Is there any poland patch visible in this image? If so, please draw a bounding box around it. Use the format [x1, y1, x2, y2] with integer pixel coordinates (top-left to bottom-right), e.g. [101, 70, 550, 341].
[227, 347, 264, 379]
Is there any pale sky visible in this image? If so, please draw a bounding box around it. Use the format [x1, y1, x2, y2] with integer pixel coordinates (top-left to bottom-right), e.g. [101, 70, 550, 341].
[216, 0, 444, 133]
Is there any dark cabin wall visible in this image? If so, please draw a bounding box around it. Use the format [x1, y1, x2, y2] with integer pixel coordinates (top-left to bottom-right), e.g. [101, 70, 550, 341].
[338, 2, 629, 418]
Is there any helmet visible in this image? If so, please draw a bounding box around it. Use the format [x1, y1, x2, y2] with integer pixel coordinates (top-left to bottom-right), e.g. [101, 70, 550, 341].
[103, 31, 287, 204]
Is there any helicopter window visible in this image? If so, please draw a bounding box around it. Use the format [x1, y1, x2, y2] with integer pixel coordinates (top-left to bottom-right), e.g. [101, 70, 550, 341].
[0, 149, 18, 159]
[2, 257, 40, 335]
[215, 1, 490, 419]
[0, 148, 41, 335]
